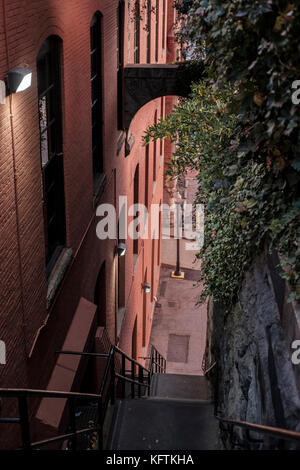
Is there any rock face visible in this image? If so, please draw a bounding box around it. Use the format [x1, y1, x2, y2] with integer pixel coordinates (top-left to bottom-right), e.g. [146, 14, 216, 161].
[206, 248, 300, 449]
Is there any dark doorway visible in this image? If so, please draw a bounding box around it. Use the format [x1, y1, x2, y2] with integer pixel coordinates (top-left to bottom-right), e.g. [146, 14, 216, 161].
[143, 269, 148, 347]
[94, 262, 106, 326]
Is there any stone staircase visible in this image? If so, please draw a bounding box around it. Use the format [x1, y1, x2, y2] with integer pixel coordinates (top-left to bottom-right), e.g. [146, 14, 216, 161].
[108, 373, 219, 450]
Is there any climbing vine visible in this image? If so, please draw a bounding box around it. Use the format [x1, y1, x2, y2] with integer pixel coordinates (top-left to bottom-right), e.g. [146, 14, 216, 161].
[144, 0, 300, 305]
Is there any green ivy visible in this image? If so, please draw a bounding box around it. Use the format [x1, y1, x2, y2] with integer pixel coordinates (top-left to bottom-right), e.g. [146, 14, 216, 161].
[144, 60, 300, 304]
[149, 0, 300, 304]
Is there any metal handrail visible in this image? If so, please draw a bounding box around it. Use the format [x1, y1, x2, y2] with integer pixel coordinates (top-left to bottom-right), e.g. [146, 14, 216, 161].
[28, 425, 101, 450]
[56, 350, 110, 358]
[0, 388, 100, 400]
[216, 416, 300, 444]
[203, 361, 216, 376]
[114, 346, 150, 373]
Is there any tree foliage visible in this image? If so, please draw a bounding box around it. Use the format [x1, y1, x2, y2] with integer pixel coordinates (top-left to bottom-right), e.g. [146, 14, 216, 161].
[145, 0, 300, 304]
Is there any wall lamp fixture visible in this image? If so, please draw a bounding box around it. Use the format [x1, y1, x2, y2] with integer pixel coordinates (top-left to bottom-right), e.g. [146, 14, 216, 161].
[6, 68, 32, 94]
[116, 243, 126, 257]
[142, 282, 151, 294]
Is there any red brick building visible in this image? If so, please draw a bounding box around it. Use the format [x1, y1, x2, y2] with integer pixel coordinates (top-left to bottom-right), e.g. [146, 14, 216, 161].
[0, 0, 177, 447]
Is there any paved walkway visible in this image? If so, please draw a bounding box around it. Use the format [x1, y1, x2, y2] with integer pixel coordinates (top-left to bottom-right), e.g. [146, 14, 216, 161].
[149, 172, 208, 376]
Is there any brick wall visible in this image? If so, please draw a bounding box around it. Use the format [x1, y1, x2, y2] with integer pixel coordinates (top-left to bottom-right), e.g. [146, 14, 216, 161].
[0, 1, 177, 446]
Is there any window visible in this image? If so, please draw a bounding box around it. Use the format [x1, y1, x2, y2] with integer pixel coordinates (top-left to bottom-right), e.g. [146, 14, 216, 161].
[162, 0, 166, 50]
[143, 268, 148, 347]
[117, 1, 125, 129]
[37, 36, 66, 275]
[155, 0, 159, 62]
[90, 13, 104, 181]
[151, 238, 155, 302]
[145, 145, 149, 208]
[153, 111, 158, 182]
[146, 0, 152, 63]
[158, 199, 162, 266]
[134, 1, 140, 63]
[160, 97, 164, 156]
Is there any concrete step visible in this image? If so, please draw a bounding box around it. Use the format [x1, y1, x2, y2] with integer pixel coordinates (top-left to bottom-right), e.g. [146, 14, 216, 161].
[150, 373, 212, 401]
[108, 397, 219, 450]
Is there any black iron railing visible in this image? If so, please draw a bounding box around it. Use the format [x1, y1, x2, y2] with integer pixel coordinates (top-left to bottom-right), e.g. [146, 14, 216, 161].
[0, 344, 166, 451]
[148, 344, 167, 375]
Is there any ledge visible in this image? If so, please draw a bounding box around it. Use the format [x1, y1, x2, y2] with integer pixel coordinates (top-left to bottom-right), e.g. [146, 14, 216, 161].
[46, 248, 73, 309]
[152, 181, 157, 198]
[93, 173, 107, 207]
[125, 133, 135, 157]
[117, 131, 126, 155]
[159, 154, 164, 169]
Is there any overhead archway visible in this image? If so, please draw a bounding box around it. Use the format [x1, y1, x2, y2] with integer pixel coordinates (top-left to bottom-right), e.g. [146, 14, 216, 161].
[123, 62, 204, 132]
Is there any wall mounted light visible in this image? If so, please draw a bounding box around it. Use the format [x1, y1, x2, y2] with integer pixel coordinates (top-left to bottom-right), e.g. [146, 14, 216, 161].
[143, 282, 151, 294]
[6, 67, 32, 94]
[116, 243, 126, 257]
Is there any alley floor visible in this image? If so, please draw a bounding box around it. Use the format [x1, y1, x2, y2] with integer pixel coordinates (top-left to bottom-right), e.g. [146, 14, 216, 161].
[149, 172, 208, 376]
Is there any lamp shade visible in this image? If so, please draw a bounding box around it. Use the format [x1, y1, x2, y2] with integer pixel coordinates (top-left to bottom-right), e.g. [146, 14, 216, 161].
[6, 68, 32, 93]
[116, 243, 126, 257]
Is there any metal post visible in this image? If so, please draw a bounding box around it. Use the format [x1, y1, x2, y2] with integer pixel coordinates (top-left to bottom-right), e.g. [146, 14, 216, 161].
[138, 366, 143, 398]
[97, 395, 103, 451]
[170, 201, 185, 279]
[68, 396, 77, 452]
[18, 395, 31, 451]
[174, 237, 182, 276]
[174, 203, 182, 276]
[110, 351, 115, 406]
[131, 360, 135, 398]
[148, 370, 151, 395]
[121, 355, 126, 398]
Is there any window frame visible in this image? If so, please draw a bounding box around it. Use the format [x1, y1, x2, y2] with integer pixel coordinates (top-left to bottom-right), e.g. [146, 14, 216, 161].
[90, 12, 104, 182]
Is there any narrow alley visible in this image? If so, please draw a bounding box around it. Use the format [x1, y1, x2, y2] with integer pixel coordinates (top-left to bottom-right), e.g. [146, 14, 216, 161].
[150, 172, 207, 376]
